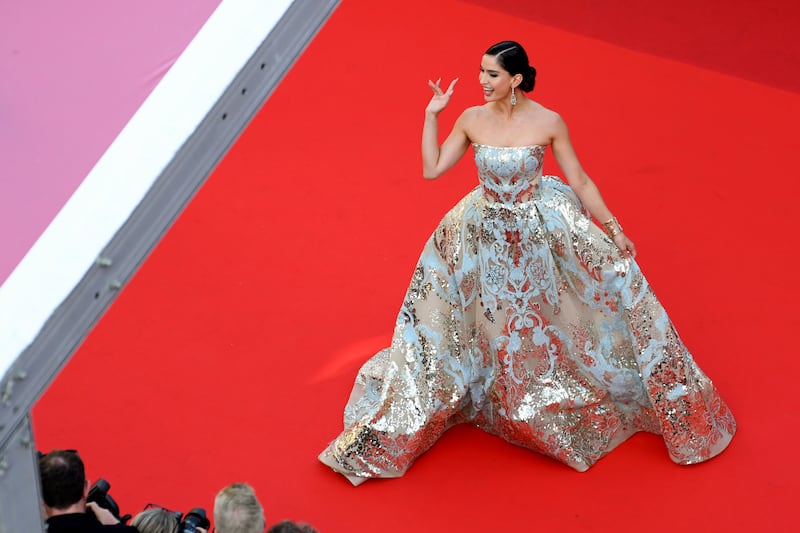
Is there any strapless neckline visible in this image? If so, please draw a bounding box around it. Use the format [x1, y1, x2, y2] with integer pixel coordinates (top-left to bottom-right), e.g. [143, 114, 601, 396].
[472, 142, 547, 149]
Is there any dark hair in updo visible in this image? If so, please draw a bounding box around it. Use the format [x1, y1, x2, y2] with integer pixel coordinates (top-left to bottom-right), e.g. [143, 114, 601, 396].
[485, 41, 537, 92]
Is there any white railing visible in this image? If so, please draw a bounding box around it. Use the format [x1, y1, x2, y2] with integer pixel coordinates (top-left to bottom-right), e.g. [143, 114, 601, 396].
[0, 2, 339, 531]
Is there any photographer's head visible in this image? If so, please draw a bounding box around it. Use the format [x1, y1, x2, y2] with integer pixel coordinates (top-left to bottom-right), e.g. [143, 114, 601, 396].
[39, 449, 88, 516]
[213, 483, 265, 533]
[267, 521, 318, 533]
[131, 508, 179, 533]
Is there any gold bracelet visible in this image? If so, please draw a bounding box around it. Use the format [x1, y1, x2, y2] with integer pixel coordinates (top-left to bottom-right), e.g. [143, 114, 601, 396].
[602, 217, 623, 238]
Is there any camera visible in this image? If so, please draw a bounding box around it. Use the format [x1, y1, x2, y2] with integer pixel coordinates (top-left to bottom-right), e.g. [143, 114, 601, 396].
[144, 504, 211, 533]
[87, 478, 132, 524]
[87, 479, 120, 518]
[179, 508, 210, 533]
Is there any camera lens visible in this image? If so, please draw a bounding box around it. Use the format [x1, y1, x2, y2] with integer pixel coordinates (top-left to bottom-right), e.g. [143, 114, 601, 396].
[180, 508, 210, 533]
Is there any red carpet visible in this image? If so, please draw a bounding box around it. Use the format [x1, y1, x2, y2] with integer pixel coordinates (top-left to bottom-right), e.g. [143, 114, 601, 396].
[34, 1, 800, 531]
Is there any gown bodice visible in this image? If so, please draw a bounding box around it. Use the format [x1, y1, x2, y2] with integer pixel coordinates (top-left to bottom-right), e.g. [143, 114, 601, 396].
[473, 143, 547, 205]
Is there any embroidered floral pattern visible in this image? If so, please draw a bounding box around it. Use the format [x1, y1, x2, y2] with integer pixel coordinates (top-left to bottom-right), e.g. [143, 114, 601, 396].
[320, 144, 735, 482]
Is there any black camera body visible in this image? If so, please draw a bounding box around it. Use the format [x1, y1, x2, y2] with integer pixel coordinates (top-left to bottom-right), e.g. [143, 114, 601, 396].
[87, 479, 119, 517]
[87, 478, 132, 524]
[179, 508, 211, 533]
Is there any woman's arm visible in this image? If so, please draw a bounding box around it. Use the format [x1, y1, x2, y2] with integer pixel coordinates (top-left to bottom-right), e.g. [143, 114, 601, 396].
[551, 113, 637, 257]
[422, 78, 471, 179]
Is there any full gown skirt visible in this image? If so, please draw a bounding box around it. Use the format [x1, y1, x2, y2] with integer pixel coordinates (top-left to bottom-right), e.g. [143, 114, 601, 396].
[319, 144, 735, 484]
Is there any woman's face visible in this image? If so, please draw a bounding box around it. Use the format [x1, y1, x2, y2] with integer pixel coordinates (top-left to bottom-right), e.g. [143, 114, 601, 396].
[479, 54, 514, 102]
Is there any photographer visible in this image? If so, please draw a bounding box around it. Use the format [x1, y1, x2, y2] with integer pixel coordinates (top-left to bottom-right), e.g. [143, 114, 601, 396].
[267, 521, 317, 533]
[130, 508, 178, 533]
[213, 483, 265, 533]
[39, 449, 138, 533]
[131, 505, 209, 533]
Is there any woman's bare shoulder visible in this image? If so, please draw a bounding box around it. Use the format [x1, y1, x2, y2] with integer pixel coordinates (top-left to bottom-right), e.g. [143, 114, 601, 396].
[529, 100, 563, 122]
[456, 105, 485, 135]
[528, 102, 568, 138]
[458, 105, 485, 120]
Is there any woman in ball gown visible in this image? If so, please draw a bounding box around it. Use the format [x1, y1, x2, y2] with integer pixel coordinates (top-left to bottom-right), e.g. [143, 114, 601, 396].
[318, 41, 735, 485]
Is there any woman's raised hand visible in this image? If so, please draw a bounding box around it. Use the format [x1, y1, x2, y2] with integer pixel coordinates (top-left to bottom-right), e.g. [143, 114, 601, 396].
[426, 78, 458, 115]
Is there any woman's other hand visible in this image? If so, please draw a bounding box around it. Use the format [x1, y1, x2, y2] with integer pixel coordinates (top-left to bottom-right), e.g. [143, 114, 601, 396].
[613, 233, 637, 259]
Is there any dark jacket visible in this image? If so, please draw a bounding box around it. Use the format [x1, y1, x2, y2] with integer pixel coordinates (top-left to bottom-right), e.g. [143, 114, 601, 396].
[45, 513, 138, 533]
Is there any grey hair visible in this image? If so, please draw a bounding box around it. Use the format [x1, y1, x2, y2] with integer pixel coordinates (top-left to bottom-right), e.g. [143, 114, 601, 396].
[213, 483, 266, 533]
[131, 508, 179, 533]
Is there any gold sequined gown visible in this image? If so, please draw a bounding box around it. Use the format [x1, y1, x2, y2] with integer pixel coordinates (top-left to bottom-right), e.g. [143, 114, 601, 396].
[319, 144, 735, 484]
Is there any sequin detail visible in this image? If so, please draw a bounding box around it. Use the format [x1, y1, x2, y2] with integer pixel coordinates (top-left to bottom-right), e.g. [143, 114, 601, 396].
[319, 144, 735, 483]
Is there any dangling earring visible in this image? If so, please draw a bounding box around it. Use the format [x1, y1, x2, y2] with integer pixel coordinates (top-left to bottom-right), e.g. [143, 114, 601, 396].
[510, 86, 517, 106]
